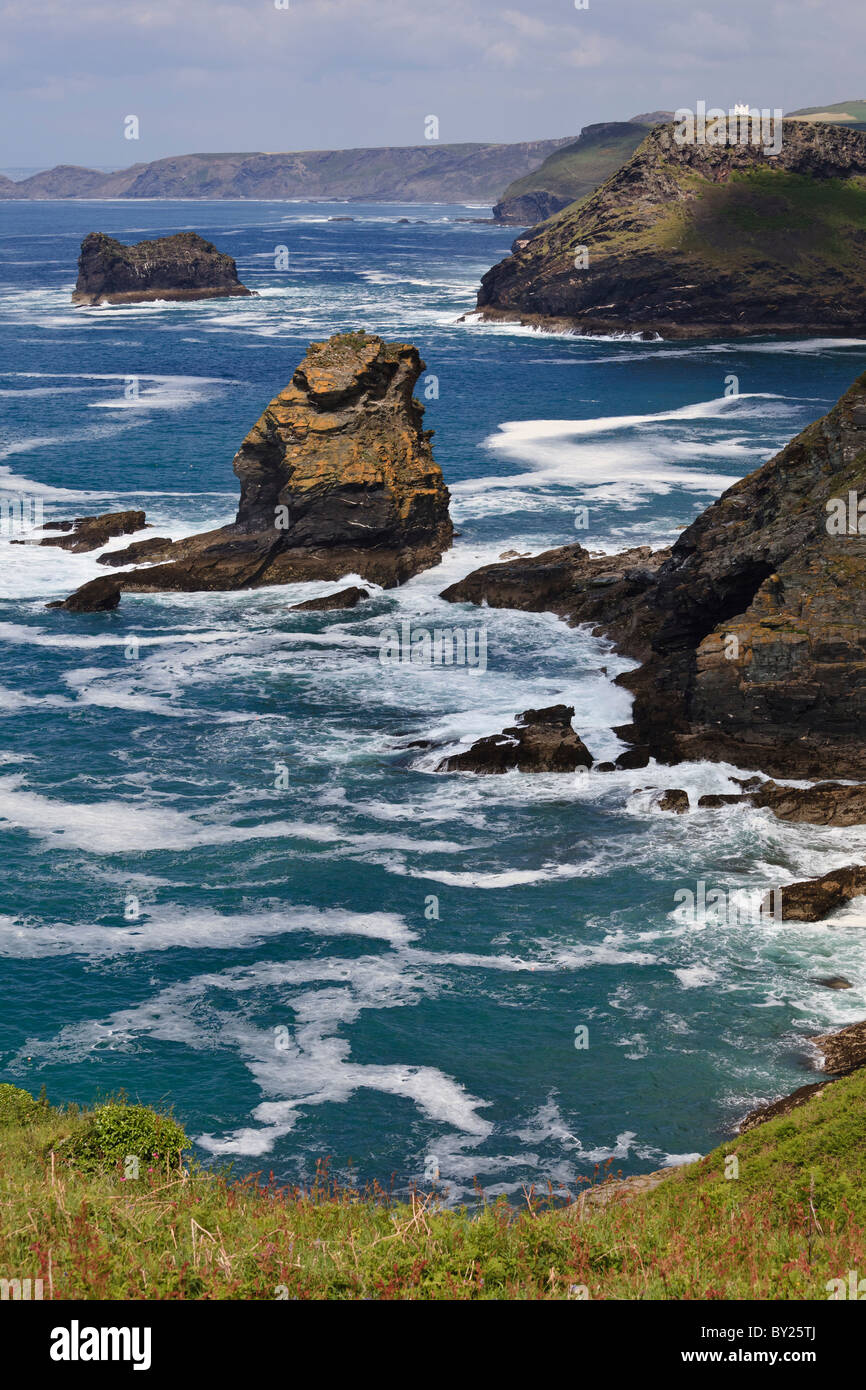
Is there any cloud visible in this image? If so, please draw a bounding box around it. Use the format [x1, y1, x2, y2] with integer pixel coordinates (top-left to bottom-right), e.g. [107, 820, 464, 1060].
[0, 0, 863, 163]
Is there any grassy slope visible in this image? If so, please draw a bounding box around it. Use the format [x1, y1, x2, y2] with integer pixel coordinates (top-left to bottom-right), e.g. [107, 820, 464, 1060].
[497, 126, 647, 205]
[1, 1070, 864, 1300]
[789, 100, 866, 127]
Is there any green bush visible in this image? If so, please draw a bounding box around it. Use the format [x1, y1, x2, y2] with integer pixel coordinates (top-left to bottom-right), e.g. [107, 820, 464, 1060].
[61, 1102, 189, 1175]
[0, 1083, 46, 1127]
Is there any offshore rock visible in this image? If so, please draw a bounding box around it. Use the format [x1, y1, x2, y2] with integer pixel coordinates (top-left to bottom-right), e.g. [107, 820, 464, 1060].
[72, 232, 251, 305]
[289, 586, 370, 611]
[53, 333, 452, 609]
[441, 543, 670, 661]
[437, 704, 593, 773]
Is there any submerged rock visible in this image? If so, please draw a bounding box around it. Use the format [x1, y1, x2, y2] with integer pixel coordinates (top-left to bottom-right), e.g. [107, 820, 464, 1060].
[72, 232, 251, 305]
[437, 704, 593, 774]
[50, 333, 452, 610]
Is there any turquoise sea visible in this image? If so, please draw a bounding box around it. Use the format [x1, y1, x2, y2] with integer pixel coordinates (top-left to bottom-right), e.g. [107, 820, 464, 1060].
[1, 199, 865, 1199]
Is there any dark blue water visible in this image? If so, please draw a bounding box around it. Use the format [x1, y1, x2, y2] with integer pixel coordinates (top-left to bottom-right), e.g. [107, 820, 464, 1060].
[1, 199, 865, 1199]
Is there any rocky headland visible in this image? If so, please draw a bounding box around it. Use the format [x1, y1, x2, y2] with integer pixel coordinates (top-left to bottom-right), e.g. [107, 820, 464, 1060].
[72, 232, 251, 305]
[476, 120, 866, 337]
[443, 371, 866, 789]
[50, 332, 452, 611]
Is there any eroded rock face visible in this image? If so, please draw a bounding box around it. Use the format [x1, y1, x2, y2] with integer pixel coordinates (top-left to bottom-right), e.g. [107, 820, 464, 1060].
[444, 373, 866, 781]
[437, 704, 593, 773]
[441, 543, 669, 661]
[477, 121, 866, 338]
[697, 782, 866, 827]
[72, 232, 251, 305]
[811, 1018, 866, 1074]
[50, 333, 453, 610]
[774, 865, 866, 921]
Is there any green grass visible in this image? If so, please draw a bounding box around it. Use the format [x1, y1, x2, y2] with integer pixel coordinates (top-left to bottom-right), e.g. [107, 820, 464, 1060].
[680, 168, 866, 270]
[1, 1070, 864, 1299]
[788, 100, 866, 126]
[497, 125, 648, 207]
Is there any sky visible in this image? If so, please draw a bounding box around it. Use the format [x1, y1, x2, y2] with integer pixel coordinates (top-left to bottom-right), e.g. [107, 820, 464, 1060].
[1, 0, 864, 168]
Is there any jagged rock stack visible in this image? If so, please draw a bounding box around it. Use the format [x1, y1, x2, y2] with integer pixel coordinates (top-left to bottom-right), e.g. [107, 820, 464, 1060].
[49, 332, 453, 610]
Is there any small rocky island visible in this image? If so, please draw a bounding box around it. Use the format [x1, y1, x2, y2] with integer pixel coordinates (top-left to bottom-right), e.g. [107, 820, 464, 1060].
[72, 231, 252, 305]
[49, 331, 453, 610]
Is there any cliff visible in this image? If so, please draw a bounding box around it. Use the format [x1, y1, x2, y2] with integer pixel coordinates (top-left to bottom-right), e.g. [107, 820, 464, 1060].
[444, 371, 866, 780]
[477, 120, 866, 337]
[2, 138, 576, 204]
[492, 118, 667, 225]
[72, 232, 251, 305]
[51, 332, 452, 609]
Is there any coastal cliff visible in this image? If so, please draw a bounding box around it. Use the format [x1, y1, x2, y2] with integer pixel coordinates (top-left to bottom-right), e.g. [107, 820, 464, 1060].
[477, 120, 866, 337]
[444, 371, 866, 781]
[3, 138, 576, 204]
[51, 332, 452, 609]
[492, 119, 663, 225]
[72, 231, 251, 305]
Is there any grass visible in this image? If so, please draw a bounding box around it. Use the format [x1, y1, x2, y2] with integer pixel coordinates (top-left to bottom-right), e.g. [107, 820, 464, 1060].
[498, 125, 648, 207]
[1, 1070, 864, 1299]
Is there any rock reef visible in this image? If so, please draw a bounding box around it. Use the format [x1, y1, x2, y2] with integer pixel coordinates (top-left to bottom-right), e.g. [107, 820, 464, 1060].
[72, 232, 251, 305]
[52, 333, 452, 610]
[17, 510, 147, 553]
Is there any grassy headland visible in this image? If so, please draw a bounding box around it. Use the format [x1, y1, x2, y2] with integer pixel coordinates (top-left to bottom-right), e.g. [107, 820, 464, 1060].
[1, 1070, 864, 1300]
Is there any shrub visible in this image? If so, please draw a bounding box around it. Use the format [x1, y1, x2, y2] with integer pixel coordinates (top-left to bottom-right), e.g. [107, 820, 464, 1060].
[0, 1083, 46, 1127]
[61, 1102, 189, 1175]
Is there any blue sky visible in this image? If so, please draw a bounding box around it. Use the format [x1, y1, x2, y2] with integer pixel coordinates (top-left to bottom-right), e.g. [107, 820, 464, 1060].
[1, 0, 864, 167]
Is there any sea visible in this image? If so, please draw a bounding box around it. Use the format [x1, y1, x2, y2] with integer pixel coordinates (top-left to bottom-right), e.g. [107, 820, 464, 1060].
[0, 198, 865, 1201]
